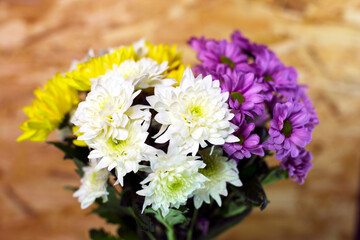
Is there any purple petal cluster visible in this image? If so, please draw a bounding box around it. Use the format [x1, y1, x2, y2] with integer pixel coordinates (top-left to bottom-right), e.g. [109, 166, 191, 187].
[280, 148, 313, 184]
[223, 114, 264, 161]
[298, 86, 320, 132]
[188, 38, 248, 70]
[231, 33, 299, 102]
[263, 101, 312, 160]
[220, 71, 264, 119]
[189, 30, 319, 184]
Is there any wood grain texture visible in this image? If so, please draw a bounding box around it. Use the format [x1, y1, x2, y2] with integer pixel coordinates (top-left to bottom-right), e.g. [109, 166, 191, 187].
[1, 0, 360, 239]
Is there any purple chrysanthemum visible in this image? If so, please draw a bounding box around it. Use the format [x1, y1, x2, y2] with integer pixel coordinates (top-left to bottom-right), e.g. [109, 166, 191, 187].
[229, 36, 300, 102]
[263, 101, 312, 160]
[188, 36, 207, 52]
[220, 70, 264, 119]
[231, 30, 252, 53]
[304, 105, 319, 132]
[189, 31, 318, 184]
[249, 44, 299, 101]
[188, 38, 248, 70]
[297, 86, 319, 132]
[280, 148, 313, 184]
[223, 114, 264, 161]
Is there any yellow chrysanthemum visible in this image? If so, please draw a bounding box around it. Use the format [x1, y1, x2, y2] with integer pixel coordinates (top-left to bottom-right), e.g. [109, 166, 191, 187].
[66, 46, 136, 91]
[144, 42, 182, 71]
[72, 126, 87, 147]
[17, 73, 79, 142]
[166, 64, 188, 86]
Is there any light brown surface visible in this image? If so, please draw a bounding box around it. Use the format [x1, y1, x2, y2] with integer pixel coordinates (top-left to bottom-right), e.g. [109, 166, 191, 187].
[1, 0, 360, 239]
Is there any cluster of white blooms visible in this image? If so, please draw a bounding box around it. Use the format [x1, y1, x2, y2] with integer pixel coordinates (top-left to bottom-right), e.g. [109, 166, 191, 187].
[117, 58, 176, 90]
[88, 119, 155, 186]
[194, 146, 242, 209]
[137, 149, 208, 217]
[147, 68, 239, 155]
[72, 73, 144, 142]
[73, 159, 109, 209]
[71, 45, 242, 215]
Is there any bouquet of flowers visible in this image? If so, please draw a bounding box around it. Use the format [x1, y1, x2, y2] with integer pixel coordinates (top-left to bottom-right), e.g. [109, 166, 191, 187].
[18, 31, 318, 240]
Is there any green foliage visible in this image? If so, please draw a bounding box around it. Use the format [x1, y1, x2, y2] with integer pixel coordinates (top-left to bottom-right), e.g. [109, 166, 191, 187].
[165, 209, 189, 227]
[73, 158, 85, 177]
[89, 228, 121, 240]
[199, 206, 252, 240]
[93, 186, 153, 231]
[145, 208, 189, 228]
[47, 141, 89, 163]
[47, 141, 89, 177]
[91, 181, 156, 239]
[260, 166, 289, 185]
[86, 153, 286, 239]
[63, 185, 78, 191]
[48, 131, 289, 239]
[144, 208, 189, 240]
[242, 176, 268, 210]
[223, 202, 248, 218]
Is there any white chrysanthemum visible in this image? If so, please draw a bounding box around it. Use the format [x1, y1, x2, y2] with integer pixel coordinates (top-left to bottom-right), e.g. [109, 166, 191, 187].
[72, 71, 148, 142]
[147, 67, 238, 155]
[88, 118, 154, 186]
[132, 38, 148, 58]
[137, 149, 208, 217]
[73, 159, 109, 209]
[115, 58, 176, 89]
[193, 146, 242, 209]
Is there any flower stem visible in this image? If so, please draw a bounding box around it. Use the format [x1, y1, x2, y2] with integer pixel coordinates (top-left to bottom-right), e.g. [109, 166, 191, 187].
[187, 208, 198, 240]
[165, 226, 176, 240]
[145, 231, 156, 240]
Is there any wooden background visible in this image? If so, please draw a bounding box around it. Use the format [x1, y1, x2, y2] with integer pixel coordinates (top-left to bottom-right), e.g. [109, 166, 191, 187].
[1, 0, 360, 239]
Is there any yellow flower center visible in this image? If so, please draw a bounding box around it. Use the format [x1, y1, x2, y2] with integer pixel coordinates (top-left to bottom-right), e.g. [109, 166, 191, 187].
[190, 105, 202, 117]
[199, 158, 222, 179]
[168, 177, 183, 191]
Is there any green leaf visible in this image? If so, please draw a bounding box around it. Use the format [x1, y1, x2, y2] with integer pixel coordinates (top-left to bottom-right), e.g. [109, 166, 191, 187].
[130, 202, 154, 232]
[199, 206, 252, 240]
[92, 186, 154, 234]
[73, 158, 85, 177]
[237, 154, 258, 176]
[47, 141, 89, 162]
[261, 166, 289, 185]
[243, 176, 268, 210]
[223, 202, 248, 218]
[164, 209, 189, 227]
[63, 185, 77, 191]
[92, 187, 124, 223]
[239, 159, 258, 179]
[144, 209, 177, 240]
[47, 141, 88, 177]
[89, 228, 121, 240]
[117, 225, 139, 240]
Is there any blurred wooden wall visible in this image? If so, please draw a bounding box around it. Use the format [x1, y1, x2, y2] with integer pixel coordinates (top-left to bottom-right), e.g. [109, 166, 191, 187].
[1, 0, 360, 239]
